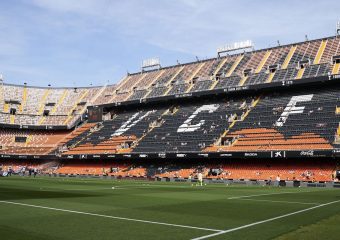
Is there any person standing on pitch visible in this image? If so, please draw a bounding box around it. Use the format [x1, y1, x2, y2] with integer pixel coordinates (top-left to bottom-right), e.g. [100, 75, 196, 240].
[276, 175, 281, 187]
[197, 172, 203, 186]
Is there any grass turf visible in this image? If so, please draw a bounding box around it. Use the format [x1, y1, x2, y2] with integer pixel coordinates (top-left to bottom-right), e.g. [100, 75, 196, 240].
[1, 176, 340, 240]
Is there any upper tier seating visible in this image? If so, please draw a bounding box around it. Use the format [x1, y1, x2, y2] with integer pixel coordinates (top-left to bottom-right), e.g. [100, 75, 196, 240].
[0, 85, 103, 128]
[1, 36, 340, 129]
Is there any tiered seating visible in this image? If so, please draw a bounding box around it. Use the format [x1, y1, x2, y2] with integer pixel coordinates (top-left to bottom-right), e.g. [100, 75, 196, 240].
[0, 85, 101, 127]
[111, 74, 145, 102]
[167, 81, 189, 95]
[64, 87, 100, 126]
[289, 41, 318, 67]
[111, 165, 147, 177]
[244, 72, 268, 86]
[62, 108, 166, 154]
[165, 63, 202, 95]
[146, 86, 168, 98]
[145, 67, 179, 97]
[129, 90, 148, 100]
[320, 38, 340, 62]
[55, 162, 149, 177]
[213, 55, 251, 89]
[272, 67, 298, 82]
[190, 78, 214, 92]
[206, 160, 334, 182]
[302, 63, 329, 78]
[155, 166, 205, 179]
[1, 37, 340, 157]
[212, 75, 242, 89]
[128, 71, 164, 100]
[187, 60, 218, 92]
[206, 86, 340, 152]
[150, 67, 179, 86]
[48, 160, 335, 182]
[59, 84, 340, 154]
[21, 87, 45, 115]
[134, 99, 251, 153]
[0, 160, 57, 173]
[207, 129, 333, 151]
[58, 123, 97, 147]
[194, 60, 216, 78]
[0, 129, 70, 155]
[1, 37, 339, 128]
[93, 85, 117, 105]
[2, 85, 24, 113]
[14, 115, 41, 126]
[56, 162, 113, 175]
[265, 45, 291, 68]
[65, 136, 137, 154]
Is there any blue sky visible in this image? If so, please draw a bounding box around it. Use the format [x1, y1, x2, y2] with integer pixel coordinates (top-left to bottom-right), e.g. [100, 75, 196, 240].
[0, 0, 339, 87]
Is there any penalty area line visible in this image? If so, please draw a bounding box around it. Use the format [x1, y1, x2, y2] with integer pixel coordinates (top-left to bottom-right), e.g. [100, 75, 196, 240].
[191, 199, 340, 240]
[0, 200, 221, 233]
[227, 190, 313, 200]
[237, 198, 320, 205]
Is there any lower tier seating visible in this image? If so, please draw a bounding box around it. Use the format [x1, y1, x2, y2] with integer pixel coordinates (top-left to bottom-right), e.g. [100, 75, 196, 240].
[0, 129, 70, 155]
[9, 159, 334, 182]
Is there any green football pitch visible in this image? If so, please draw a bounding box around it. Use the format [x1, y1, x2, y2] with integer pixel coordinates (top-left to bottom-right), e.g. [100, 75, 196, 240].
[1, 177, 340, 240]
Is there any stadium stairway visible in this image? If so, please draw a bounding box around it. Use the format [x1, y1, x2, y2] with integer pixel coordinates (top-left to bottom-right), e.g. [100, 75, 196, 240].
[266, 71, 276, 83]
[281, 45, 297, 69]
[63, 89, 89, 125]
[162, 66, 185, 96]
[206, 96, 261, 150]
[37, 89, 51, 115]
[295, 67, 305, 80]
[313, 40, 328, 65]
[255, 50, 272, 74]
[18, 85, 28, 113]
[38, 89, 68, 125]
[226, 55, 244, 77]
[185, 62, 206, 93]
[332, 62, 340, 74]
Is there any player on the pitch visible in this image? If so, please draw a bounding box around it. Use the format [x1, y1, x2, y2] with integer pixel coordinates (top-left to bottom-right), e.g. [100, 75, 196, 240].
[197, 172, 203, 186]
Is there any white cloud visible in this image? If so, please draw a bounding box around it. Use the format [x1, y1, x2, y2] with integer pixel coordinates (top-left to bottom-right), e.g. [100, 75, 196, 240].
[1, 0, 339, 87]
[27, 0, 339, 57]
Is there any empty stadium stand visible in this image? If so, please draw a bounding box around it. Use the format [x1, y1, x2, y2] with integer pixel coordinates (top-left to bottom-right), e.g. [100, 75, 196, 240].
[11, 159, 332, 182]
[0, 36, 339, 129]
[0, 129, 71, 155]
[59, 83, 340, 155]
[1, 35, 340, 182]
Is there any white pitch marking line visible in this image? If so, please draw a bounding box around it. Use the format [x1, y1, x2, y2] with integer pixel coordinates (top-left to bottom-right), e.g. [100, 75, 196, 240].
[237, 198, 320, 205]
[62, 188, 114, 191]
[191, 199, 340, 240]
[68, 184, 200, 190]
[227, 191, 311, 200]
[0, 201, 221, 233]
[38, 187, 114, 191]
[43, 186, 189, 191]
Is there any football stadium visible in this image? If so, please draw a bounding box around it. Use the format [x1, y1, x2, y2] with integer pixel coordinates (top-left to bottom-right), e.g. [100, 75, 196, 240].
[1, 1, 340, 239]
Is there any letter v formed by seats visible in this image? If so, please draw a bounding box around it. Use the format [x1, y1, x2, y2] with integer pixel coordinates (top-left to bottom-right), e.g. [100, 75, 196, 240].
[112, 111, 153, 136]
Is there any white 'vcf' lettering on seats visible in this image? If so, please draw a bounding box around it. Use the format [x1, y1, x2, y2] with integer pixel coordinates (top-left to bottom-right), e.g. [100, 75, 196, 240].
[275, 94, 313, 127]
[112, 111, 153, 136]
[177, 104, 219, 133]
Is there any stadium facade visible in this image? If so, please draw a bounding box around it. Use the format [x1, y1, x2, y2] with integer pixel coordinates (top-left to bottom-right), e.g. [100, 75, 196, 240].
[2, 35, 340, 184]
